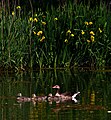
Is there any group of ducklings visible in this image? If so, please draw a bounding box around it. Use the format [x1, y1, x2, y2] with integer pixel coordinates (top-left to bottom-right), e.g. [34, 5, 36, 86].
[17, 85, 80, 103]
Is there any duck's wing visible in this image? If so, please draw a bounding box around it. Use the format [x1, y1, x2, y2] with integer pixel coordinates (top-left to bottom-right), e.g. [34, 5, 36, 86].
[61, 91, 72, 96]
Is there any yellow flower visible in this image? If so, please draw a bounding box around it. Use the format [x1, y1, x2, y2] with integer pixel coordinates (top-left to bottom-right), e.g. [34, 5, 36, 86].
[87, 40, 91, 43]
[99, 28, 102, 33]
[81, 30, 85, 35]
[42, 21, 46, 25]
[29, 17, 33, 22]
[66, 30, 71, 34]
[33, 18, 38, 22]
[84, 21, 89, 25]
[35, 14, 37, 17]
[90, 31, 95, 35]
[40, 36, 45, 42]
[90, 35, 95, 42]
[89, 22, 93, 25]
[12, 11, 15, 16]
[37, 31, 43, 36]
[16, 6, 21, 9]
[54, 17, 58, 21]
[71, 34, 74, 37]
[33, 31, 36, 35]
[64, 39, 68, 43]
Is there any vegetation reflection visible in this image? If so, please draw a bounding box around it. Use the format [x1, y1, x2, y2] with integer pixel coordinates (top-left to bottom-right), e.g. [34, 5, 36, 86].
[0, 70, 111, 119]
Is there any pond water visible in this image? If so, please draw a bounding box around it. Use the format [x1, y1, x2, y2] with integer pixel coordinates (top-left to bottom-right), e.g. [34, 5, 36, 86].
[0, 69, 111, 120]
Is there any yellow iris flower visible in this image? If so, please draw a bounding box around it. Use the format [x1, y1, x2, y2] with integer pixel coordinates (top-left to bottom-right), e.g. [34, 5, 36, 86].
[37, 31, 43, 36]
[89, 22, 93, 25]
[66, 30, 71, 34]
[71, 34, 74, 37]
[90, 31, 95, 35]
[54, 17, 58, 21]
[99, 28, 102, 33]
[87, 40, 91, 43]
[29, 17, 33, 22]
[42, 22, 46, 25]
[33, 18, 38, 22]
[84, 21, 89, 25]
[81, 30, 85, 35]
[40, 36, 45, 42]
[90, 35, 95, 42]
[64, 39, 68, 43]
[12, 11, 15, 16]
[33, 31, 36, 35]
[16, 6, 21, 9]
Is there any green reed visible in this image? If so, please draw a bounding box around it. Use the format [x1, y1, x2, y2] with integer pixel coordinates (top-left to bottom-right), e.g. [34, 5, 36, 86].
[0, 1, 32, 69]
[0, 1, 111, 70]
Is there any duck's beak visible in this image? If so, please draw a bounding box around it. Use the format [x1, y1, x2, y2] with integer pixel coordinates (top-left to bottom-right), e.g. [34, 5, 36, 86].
[52, 86, 56, 88]
[52, 85, 60, 89]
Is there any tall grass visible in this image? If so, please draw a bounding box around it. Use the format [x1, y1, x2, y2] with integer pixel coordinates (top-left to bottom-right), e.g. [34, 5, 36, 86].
[0, 0, 111, 70]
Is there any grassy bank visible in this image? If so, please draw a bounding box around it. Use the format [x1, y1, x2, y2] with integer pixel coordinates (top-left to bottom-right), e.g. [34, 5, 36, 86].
[0, 1, 111, 71]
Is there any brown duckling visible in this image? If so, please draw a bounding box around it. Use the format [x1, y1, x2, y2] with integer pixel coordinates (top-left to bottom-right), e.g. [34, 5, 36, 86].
[48, 93, 60, 102]
[32, 94, 47, 102]
[17, 93, 31, 102]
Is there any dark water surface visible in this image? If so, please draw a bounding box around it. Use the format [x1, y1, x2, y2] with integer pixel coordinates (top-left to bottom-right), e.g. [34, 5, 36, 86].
[0, 69, 111, 120]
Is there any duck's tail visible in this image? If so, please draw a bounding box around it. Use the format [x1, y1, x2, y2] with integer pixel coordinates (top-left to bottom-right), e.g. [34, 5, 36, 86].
[72, 92, 80, 98]
[72, 92, 80, 102]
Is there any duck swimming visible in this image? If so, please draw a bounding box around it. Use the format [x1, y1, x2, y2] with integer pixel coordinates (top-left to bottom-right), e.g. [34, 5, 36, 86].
[52, 85, 80, 102]
[52, 85, 73, 97]
[52, 85, 68, 97]
[17, 93, 31, 102]
[52, 85, 60, 93]
[16, 86, 80, 103]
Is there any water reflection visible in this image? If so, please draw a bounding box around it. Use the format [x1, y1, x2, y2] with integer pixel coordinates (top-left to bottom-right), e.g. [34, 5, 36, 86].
[0, 69, 111, 119]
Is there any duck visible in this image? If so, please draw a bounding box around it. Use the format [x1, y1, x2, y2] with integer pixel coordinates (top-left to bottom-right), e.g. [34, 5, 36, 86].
[52, 85, 80, 102]
[52, 85, 67, 97]
[32, 94, 47, 102]
[52, 85, 60, 94]
[17, 93, 31, 102]
[52, 85, 72, 97]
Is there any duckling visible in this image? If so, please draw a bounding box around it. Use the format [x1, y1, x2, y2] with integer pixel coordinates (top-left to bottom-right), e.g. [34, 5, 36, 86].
[32, 94, 38, 101]
[17, 93, 31, 102]
[47, 93, 60, 102]
[52, 85, 80, 102]
[32, 94, 47, 102]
